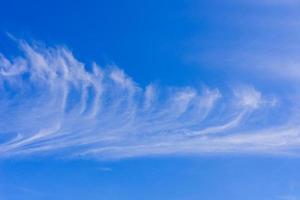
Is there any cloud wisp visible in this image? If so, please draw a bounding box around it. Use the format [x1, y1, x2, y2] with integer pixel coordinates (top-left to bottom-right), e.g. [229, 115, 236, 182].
[0, 40, 299, 160]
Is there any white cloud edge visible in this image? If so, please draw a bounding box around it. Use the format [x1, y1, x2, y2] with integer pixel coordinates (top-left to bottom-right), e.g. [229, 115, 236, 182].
[0, 39, 298, 160]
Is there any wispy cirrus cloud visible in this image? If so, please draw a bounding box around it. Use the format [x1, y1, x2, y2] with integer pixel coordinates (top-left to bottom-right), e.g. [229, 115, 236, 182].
[0, 39, 298, 160]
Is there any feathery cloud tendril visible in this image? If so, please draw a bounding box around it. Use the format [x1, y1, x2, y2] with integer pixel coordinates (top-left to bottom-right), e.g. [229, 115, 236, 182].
[0, 40, 296, 159]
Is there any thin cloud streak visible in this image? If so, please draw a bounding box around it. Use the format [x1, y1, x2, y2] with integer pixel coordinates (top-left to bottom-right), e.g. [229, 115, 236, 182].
[0, 40, 298, 160]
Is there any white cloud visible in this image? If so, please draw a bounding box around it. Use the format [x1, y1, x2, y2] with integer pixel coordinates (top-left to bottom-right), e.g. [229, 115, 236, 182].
[0, 40, 299, 160]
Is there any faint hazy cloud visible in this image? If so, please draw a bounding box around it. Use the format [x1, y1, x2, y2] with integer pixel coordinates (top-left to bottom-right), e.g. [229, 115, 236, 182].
[184, 0, 300, 83]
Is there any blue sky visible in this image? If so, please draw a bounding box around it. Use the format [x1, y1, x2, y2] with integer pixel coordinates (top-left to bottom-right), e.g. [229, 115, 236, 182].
[1, 0, 300, 199]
